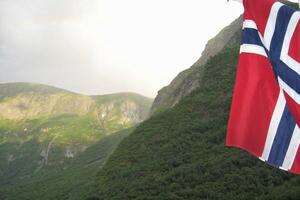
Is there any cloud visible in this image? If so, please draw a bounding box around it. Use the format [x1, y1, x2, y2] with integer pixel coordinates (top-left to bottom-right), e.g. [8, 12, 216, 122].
[0, 0, 243, 97]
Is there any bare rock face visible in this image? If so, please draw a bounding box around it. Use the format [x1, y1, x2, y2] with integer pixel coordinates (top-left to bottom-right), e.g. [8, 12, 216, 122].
[120, 100, 143, 124]
[150, 16, 243, 115]
[193, 16, 243, 68]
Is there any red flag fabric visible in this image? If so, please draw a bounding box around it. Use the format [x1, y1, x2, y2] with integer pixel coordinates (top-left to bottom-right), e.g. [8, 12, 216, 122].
[226, 0, 300, 174]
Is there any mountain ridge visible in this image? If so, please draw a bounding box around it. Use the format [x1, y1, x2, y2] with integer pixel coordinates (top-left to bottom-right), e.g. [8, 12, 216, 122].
[150, 16, 243, 115]
[0, 82, 152, 121]
[0, 82, 152, 101]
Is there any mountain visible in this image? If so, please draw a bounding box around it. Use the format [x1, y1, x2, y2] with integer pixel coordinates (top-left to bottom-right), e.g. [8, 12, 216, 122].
[0, 82, 151, 122]
[0, 83, 152, 200]
[150, 16, 242, 115]
[87, 4, 300, 199]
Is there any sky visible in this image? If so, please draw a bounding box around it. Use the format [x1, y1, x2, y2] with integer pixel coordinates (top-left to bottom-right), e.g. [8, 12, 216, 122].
[0, 0, 244, 98]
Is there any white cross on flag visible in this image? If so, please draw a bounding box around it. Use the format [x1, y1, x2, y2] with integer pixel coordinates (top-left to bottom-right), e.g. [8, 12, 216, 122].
[227, 0, 300, 174]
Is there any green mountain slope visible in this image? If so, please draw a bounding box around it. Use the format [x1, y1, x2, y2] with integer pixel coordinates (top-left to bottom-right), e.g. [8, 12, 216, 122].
[0, 128, 132, 200]
[89, 12, 300, 200]
[0, 83, 152, 200]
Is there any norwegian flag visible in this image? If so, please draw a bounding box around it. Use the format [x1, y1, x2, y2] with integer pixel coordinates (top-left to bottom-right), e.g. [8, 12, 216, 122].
[226, 0, 300, 174]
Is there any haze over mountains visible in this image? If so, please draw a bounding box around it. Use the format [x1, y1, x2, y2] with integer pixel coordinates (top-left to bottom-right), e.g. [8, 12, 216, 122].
[2, 2, 300, 199]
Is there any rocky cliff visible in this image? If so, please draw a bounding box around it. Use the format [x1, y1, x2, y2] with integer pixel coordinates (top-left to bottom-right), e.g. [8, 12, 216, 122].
[150, 16, 242, 115]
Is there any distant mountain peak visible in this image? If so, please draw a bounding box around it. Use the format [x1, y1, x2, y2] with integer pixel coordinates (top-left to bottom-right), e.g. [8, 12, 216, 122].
[0, 82, 153, 120]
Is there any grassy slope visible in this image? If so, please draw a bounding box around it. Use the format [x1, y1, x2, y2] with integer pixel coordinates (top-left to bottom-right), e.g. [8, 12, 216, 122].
[90, 33, 300, 199]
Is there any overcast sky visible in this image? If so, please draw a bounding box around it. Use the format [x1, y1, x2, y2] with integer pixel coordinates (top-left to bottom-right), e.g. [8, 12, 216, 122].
[0, 0, 243, 97]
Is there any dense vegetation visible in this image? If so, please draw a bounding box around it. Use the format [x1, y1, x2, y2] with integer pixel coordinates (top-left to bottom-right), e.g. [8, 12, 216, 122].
[0, 128, 132, 200]
[88, 31, 300, 199]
